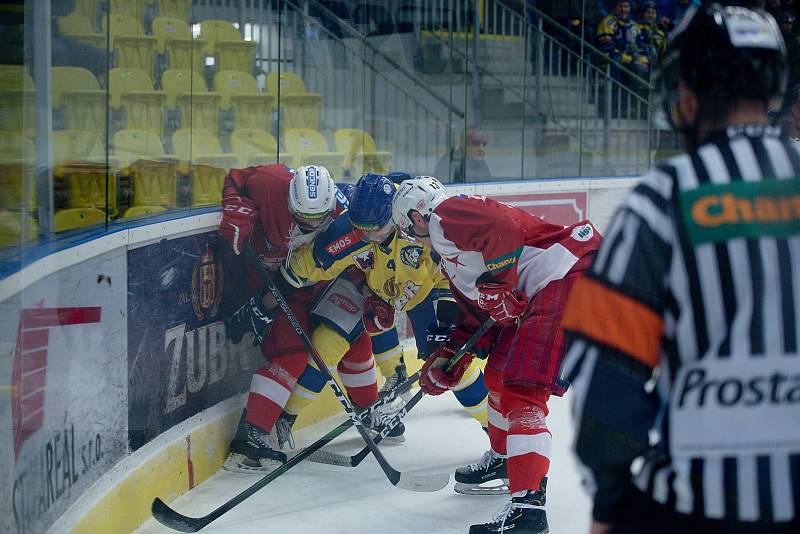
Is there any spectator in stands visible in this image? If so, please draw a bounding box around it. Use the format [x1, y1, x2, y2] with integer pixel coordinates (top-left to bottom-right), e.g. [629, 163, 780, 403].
[51, 0, 107, 78]
[433, 125, 492, 184]
[596, 0, 649, 78]
[657, 0, 700, 32]
[637, 1, 666, 65]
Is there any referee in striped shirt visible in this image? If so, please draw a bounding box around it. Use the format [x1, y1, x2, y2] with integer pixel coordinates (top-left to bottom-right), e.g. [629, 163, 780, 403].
[562, 3, 799, 533]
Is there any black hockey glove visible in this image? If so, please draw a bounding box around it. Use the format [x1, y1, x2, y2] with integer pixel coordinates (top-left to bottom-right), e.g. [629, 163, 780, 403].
[226, 290, 275, 346]
[423, 324, 455, 360]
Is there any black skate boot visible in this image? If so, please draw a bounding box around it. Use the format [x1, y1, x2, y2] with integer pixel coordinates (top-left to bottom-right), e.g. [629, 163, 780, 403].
[356, 405, 406, 444]
[468, 478, 549, 534]
[454, 450, 509, 495]
[224, 420, 287, 473]
[226, 291, 274, 346]
[379, 361, 411, 400]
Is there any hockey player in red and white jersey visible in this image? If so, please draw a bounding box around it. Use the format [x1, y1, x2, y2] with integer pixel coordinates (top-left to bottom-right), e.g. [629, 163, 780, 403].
[391, 177, 601, 534]
[219, 164, 380, 472]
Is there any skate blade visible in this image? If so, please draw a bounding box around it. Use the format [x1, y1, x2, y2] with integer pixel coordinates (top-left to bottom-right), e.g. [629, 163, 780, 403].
[454, 480, 510, 496]
[223, 453, 284, 474]
[367, 430, 406, 445]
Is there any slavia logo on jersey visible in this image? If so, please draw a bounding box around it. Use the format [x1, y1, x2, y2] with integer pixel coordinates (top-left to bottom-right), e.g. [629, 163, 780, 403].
[571, 224, 594, 242]
[306, 167, 318, 199]
[400, 245, 423, 269]
[352, 249, 374, 270]
[328, 292, 358, 313]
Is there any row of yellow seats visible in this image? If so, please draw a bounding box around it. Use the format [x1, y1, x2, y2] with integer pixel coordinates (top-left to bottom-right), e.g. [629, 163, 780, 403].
[58, 15, 257, 78]
[70, 0, 190, 29]
[42, 65, 320, 138]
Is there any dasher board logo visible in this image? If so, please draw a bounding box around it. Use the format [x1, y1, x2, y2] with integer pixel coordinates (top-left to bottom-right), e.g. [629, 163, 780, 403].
[681, 179, 800, 245]
[192, 243, 224, 321]
[669, 356, 800, 458]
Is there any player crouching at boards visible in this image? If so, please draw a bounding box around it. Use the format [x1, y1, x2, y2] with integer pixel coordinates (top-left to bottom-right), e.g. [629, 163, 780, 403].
[391, 177, 601, 534]
[218, 164, 388, 472]
[279, 173, 490, 438]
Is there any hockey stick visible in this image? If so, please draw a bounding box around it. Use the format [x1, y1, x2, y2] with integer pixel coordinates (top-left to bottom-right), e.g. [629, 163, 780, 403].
[243, 240, 450, 493]
[151, 416, 355, 532]
[309, 317, 496, 468]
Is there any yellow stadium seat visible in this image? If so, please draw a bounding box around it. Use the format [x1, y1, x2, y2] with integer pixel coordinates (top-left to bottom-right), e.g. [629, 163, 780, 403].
[266, 72, 322, 130]
[108, 0, 150, 26]
[0, 210, 37, 248]
[214, 70, 274, 132]
[152, 17, 205, 72]
[200, 20, 256, 73]
[112, 129, 178, 207]
[74, 0, 100, 29]
[0, 131, 35, 211]
[171, 129, 238, 206]
[157, 0, 191, 20]
[123, 205, 167, 218]
[334, 129, 393, 176]
[0, 65, 35, 132]
[54, 207, 106, 232]
[162, 69, 220, 134]
[52, 67, 107, 134]
[109, 68, 167, 135]
[230, 129, 295, 168]
[283, 129, 345, 179]
[56, 12, 104, 47]
[104, 14, 157, 76]
[52, 130, 119, 216]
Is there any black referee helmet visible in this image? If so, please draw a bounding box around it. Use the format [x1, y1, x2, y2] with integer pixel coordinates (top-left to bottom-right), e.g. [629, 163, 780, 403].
[658, 3, 789, 127]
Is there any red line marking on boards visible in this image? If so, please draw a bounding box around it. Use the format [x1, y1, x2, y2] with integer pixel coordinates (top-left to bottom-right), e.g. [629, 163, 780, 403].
[187, 435, 195, 489]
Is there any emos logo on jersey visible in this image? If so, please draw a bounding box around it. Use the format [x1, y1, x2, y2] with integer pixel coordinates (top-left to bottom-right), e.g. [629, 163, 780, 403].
[324, 231, 358, 255]
[400, 245, 423, 268]
[328, 293, 358, 314]
[306, 167, 318, 199]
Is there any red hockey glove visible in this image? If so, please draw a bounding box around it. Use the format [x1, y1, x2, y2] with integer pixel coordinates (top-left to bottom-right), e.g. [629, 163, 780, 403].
[476, 282, 527, 324]
[363, 293, 394, 334]
[219, 195, 257, 255]
[419, 342, 475, 396]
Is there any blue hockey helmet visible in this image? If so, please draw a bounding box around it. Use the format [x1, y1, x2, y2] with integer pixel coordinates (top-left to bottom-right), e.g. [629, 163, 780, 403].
[386, 171, 412, 185]
[348, 173, 396, 231]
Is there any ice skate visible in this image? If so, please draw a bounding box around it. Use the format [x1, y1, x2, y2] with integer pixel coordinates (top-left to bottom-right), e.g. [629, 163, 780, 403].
[454, 449, 509, 495]
[356, 404, 406, 444]
[468, 478, 548, 533]
[224, 421, 287, 473]
[379, 361, 412, 402]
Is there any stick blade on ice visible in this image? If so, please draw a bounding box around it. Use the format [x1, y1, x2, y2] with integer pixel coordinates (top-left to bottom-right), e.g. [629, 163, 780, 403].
[396, 471, 450, 492]
[151, 497, 208, 532]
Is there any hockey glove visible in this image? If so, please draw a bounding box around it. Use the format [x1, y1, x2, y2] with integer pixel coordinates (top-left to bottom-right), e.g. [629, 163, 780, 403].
[363, 293, 394, 334]
[219, 195, 257, 255]
[419, 342, 474, 396]
[476, 282, 527, 324]
[226, 291, 275, 346]
[423, 324, 455, 361]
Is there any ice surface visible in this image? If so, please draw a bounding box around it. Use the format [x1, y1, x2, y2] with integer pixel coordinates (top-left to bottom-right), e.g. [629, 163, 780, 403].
[135, 392, 590, 534]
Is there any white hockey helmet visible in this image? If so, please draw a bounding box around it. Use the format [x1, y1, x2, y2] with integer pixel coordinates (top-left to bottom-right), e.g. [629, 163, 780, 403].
[390, 176, 448, 231]
[288, 165, 336, 228]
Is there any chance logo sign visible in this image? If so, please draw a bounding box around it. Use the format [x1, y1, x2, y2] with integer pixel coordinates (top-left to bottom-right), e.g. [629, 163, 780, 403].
[670, 357, 800, 458]
[681, 179, 800, 244]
